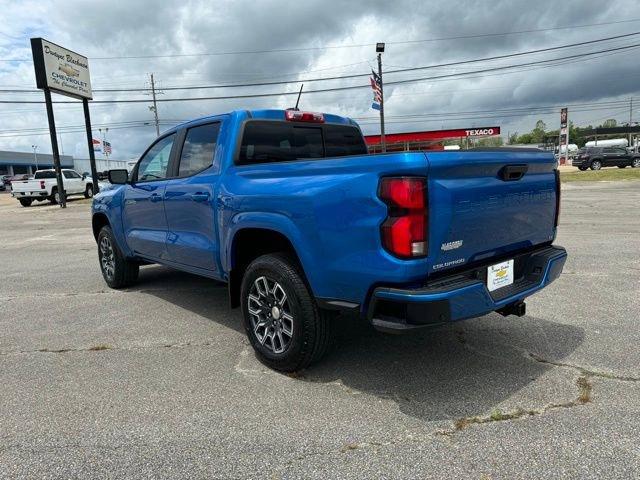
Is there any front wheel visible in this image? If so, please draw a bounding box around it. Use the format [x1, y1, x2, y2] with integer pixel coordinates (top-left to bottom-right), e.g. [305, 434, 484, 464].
[97, 225, 139, 289]
[240, 253, 332, 372]
[632, 158, 640, 168]
[590, 160, 602, 171]
[84, 184, 94, 198]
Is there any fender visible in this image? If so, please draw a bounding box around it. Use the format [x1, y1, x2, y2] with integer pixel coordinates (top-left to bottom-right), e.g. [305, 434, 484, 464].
[92, 187, 133, 258]
[223, 211, 321, 296]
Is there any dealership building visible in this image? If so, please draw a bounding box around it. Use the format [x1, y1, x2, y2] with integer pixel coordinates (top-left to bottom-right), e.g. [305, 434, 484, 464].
[0, 150, 130, 177]
[0, 150, 74, 176]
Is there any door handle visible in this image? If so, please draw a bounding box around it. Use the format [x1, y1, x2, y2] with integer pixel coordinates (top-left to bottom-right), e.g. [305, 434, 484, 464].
[149, 193, 163, 203]
[191, 193, 210, 202]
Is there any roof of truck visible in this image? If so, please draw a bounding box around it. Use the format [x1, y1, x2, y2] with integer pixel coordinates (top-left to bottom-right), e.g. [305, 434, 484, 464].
[170, 109, 358, 133]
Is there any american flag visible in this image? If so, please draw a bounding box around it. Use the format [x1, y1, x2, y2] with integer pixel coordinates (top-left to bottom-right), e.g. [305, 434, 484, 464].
[103, 141, 112, 155]
[370, 69, 382, 111]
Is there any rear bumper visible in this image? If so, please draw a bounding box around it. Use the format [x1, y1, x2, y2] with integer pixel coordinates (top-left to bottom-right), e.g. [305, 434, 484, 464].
[368, 245, 567, 332]
[11, 191, 48, 198]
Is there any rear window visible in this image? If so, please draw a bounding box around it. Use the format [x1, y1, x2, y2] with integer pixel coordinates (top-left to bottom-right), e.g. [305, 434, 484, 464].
[34, 171, 56, 179]
[237, 121, 366, 165]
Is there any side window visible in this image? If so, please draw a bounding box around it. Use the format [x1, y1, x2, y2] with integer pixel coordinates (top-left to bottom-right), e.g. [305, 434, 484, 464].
[136, 134, 175, 182]
[63, 171, 80, 179]
[178, 123, 220, 176]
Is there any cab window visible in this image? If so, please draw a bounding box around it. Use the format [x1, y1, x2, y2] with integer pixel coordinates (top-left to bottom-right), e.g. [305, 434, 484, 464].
[178, 123, 221, 176]
[136, 134, 175, 182]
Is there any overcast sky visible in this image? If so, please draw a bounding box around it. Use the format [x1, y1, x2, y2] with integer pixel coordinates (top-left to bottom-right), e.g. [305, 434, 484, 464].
[1, 0, 639, 159]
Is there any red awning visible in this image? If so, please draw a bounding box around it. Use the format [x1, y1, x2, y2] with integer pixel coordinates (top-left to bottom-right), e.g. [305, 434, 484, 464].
[364, 126, 500, 145]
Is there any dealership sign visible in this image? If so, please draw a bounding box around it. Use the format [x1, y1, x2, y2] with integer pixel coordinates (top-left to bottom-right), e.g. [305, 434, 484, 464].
[30, 38, 92, 99]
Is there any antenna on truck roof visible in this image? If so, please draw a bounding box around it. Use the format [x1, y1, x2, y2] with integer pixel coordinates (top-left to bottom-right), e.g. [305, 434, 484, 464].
[286, 84, 304, 111]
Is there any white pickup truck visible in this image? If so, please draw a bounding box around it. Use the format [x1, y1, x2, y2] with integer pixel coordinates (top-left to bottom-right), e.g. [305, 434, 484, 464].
[11, 169, 95, 207]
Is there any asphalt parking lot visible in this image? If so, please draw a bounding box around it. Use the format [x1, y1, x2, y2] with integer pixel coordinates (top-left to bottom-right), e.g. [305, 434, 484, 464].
[0, 181, 639, 479]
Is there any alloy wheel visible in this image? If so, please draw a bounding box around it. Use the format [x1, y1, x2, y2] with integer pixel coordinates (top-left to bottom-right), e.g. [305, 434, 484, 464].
[633, 159, 640, 168]
[247, 276, 294, 354]
[100, 236, 115, 280]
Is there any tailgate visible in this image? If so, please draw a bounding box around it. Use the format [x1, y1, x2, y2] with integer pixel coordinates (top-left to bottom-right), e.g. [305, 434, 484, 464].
[426, 149, 558, 275]
[11, 180, 38, 192]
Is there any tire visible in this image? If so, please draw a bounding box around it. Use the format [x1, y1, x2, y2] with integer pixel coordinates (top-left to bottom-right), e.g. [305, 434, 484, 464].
[632, 158, 640, 168]
[240, 253, 332, 372]
[618, 165, 627, 169]
[84, 184, 94, 199]
[590, 160, 602, 171]
[578, 167, 587, 171]
[49, 188, 60, 204]
[97, 225, 139, 289]
[19, 198, 32, 207]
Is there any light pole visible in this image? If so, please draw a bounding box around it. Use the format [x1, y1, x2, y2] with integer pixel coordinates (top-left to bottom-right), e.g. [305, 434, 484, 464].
[98, 127, 109, 158]
[31, 145, 38, 172]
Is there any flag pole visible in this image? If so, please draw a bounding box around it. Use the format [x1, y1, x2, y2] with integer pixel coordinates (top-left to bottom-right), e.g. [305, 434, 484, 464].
[376, 43, 386, 153]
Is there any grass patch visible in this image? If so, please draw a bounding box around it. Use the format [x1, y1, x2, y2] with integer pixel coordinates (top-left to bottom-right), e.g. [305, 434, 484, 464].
[561, 168, 640, 182]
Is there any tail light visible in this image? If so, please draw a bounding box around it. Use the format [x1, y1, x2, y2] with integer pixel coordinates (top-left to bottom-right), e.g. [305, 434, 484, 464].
[554, 169, 561, 227]
[378, 177, 428, 258]
[284, 110, 325, 123]
[40, 180, 45, 189]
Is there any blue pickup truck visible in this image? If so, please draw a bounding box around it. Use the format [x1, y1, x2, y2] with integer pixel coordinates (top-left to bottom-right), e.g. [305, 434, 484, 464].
[92, 109, 566, 371]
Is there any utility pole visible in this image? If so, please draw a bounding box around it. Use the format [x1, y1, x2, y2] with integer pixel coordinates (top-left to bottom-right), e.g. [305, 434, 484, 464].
[150, 73, 160, 136]
[376, 43, 386, 153]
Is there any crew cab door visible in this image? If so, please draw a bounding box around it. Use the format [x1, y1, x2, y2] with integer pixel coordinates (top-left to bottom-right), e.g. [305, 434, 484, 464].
[163, 122, 221, 272]
[62, 170, 83, 193]
[122, 133, 177, 260]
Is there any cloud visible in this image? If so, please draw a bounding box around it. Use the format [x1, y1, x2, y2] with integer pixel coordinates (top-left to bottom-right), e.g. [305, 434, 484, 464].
[0, 0, 639, 157]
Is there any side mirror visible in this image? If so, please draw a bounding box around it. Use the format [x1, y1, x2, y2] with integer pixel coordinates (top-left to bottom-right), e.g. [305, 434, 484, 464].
[82, 173, 87, 180]
[108, 169, 129, 185]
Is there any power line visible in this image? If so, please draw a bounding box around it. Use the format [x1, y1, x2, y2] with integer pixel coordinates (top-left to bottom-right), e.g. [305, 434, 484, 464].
[3, 17, 640, 63]
[2, 31, 639, 94]
[2, 41, 638, 105]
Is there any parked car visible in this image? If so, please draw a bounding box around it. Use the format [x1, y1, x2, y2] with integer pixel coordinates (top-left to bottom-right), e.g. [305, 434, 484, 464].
[573, 146, 640, 170]
[4, 174, 29, 186]
[92, 109, 566, 372]
[1, 175, 11, 186]
[0, 181, 5, 191]
[11, 169, 95, 206]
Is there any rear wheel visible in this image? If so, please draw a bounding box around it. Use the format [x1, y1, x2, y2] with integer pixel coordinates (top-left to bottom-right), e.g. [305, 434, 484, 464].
[632, 158, 640, 168]
[240, 253, 332, 372]
[590, 160, 602, 171]
[18, 198, 32, 207]
[97, 225, 139, 289]
[84, 184, 94, 198]
[49, 188, 60, 204]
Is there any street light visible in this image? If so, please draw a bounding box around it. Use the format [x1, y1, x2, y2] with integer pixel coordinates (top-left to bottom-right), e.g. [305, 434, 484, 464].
[31, 145, 38, 172]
